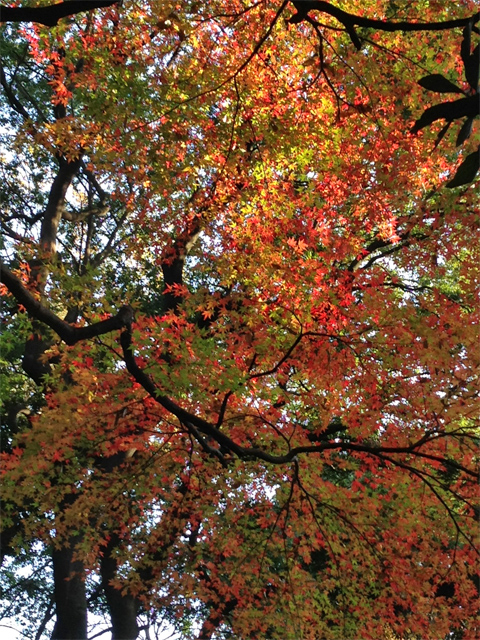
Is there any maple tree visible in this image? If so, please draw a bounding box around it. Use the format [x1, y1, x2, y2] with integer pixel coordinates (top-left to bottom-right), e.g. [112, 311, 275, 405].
[0, 1, 479, 639]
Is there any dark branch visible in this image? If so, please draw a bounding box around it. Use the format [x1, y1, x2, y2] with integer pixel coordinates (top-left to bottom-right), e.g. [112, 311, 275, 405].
[0, 1, 120, 27]
[161, 211, 202, 312]
[119, 329, 477, 479]
[0, 61, 32, 121]
[0, 262, 134, 345]
[2, 277, 470, 478]
[40, 158, 82, 256]
[120, 329, 244, 457]
[289, 2, 479, 34]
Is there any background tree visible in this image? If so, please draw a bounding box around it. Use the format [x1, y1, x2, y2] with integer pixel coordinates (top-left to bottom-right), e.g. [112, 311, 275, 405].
[1, 1, 479, 639]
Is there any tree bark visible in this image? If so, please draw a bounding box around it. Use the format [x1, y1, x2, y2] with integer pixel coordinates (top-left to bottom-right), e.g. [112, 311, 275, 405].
[40, 158, 82, 258]
[100, 535, 139, 640]
[51, 539, 88, 640]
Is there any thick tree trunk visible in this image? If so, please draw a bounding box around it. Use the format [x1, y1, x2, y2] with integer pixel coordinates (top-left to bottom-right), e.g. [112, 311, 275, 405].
[100, 535, 139, 640]
[51, 540, 88, 640]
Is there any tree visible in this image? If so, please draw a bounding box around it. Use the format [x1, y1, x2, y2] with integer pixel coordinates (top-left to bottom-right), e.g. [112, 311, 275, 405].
[0, 1, 479, 639]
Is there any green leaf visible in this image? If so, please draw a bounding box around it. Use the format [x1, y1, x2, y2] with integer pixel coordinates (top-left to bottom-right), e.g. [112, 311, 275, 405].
[411, 96, 478, 133]
[433, 121, 451, 150]
[418, 74, 464, 94]
[464, 44, 479, 91]
[446, 147, 480, 188]
[461, 23, 479, 90]
[455, 117, 474, 147]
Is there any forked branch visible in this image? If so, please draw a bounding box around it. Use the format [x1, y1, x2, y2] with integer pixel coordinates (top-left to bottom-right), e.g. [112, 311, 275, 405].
[0, 262, 134, 345]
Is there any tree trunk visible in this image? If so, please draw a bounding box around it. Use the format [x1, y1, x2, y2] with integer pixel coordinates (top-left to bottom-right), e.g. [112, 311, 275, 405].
[100, 535, 139, 640]
[51, 539, 88, 640]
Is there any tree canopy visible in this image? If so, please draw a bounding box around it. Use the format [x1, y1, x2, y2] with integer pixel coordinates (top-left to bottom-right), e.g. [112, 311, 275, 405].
[0, 1, 479, 639]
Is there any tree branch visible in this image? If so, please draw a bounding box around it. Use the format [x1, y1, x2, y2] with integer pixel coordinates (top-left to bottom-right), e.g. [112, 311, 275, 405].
[119, 329, 477, 480]
[119, 329, 245, 457]
[39, 157, 82, 257]
[0, 61, 32, 121]
[0, 262, 134, 345]
[2, 267, 474, 479]
[62, 204, 109, 222]
[0, 1, 120, 27]
[161, 198, 203, 311]
[289, 2, 479, 34]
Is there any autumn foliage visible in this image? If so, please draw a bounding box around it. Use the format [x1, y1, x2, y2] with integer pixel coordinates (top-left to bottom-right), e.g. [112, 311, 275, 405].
[0, 1, 479, 639]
